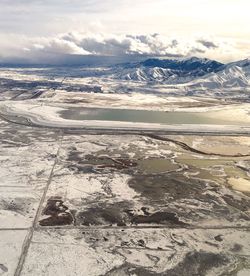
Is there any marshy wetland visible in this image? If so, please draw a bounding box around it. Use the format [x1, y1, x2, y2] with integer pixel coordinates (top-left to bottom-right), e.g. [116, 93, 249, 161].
[38, 134, 250, 228]
[1, 93, 250, 275]
[1, 113, 250, 275]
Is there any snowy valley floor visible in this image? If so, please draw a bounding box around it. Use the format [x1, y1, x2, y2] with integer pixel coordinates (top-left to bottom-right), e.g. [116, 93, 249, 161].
[0, 116, 250, 275]
[0, 67, 250, 275]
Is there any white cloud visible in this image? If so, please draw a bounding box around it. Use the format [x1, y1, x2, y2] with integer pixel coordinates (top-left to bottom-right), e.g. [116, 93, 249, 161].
[40, 33, 250, 62]
[33, 38, 91, 55]
[0, 1, 250, 64]
[46, 33, 217, 57]
[0, 32, 249, 64]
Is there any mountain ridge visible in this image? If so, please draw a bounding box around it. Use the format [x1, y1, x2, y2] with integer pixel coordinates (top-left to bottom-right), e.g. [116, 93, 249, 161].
[112, 57, 250, 90]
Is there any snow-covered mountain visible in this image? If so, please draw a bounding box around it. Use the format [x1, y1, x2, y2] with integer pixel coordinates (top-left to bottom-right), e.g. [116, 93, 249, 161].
[114, 66, 209, 84]
[113, 57, 223, 83]
[140, 57, 223, 75]
[186, 59, 250, 90]
[223, 58, 250, 70]
[112, 57, 250, 90]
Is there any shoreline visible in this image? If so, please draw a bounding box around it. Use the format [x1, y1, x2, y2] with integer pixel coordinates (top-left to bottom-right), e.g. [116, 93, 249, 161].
[1, 102, 250, 135]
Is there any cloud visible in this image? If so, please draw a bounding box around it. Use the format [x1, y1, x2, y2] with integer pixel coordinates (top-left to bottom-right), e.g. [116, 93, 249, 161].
[45, 33, 221, 57]
[0, 32, 249, 64]
[197, 39, 218, 49]
[32, 38, 91, 55]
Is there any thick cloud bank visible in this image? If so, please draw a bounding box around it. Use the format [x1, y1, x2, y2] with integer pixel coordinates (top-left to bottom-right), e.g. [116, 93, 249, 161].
[29, 33, 225, 57]
[0, 32, 249, 64]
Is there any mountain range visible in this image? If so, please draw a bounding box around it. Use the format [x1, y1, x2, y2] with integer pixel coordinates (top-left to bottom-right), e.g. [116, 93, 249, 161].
[112, 57, 250, 91]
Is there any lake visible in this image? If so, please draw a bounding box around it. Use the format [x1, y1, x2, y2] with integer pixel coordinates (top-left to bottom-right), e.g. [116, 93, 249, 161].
[60, 107, 247, 125]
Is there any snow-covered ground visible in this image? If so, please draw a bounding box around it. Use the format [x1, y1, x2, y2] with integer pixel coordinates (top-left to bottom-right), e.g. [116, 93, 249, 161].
[1, 120, 250, 275]
[0, 57, 250, 275]
[0, 57, 250, 101]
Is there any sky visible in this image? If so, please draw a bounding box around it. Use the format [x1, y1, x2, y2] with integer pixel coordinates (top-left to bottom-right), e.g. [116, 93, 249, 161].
[0, 0, 249, 64]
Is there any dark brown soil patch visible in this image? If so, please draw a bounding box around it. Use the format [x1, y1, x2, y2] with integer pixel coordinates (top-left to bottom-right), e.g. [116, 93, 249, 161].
[76, 204, 131, 226]
[39, 196, 74, 226]
[128, 174, 208, 202]
[131, 211, 187, 226]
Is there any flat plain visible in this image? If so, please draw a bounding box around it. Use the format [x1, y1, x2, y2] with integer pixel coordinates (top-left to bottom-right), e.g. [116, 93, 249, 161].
[0, 67, 250, 276]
